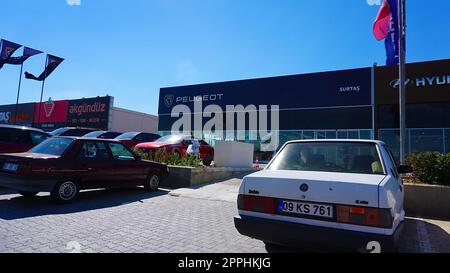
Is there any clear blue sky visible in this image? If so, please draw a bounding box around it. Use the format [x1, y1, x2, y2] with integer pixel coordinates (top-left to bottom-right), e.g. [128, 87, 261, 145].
[1, 0, 449, 115]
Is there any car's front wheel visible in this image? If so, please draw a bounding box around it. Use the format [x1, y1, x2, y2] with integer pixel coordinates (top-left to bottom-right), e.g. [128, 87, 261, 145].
[51, 181, 80, 203]
[144, 172, 160, 192]
[18, 191, 39, 198]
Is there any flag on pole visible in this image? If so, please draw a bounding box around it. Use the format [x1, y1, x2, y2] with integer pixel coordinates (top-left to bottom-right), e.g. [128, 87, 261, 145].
[0, 39, 22, 69]
[4, 47, 43, 66]
[25, 54, 64, 81]
[373, 0, 403, 66]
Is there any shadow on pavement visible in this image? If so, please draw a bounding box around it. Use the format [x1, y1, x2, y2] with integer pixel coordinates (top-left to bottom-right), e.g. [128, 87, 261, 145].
[0, 187, 168, 221]
[264, 219, 450, 253]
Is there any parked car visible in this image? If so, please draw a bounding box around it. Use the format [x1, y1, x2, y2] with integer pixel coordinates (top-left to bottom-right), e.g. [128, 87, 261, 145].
[0, 125, 50, 153]
[50, 127, 97, 137]
[234, 140, 410, 252]
[83, 131, 122, 139]
[135, 134, 215, 166]
[114, 132, 161, 149]
[0, 137, 169, 203]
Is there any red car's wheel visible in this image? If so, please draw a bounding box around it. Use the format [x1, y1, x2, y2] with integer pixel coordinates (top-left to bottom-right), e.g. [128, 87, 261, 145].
[51, 181, 80, 203]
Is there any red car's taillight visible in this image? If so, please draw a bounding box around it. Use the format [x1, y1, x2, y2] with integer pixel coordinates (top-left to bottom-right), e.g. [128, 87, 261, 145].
[237, 194, 276, 214]
[336, 205, 393, 228]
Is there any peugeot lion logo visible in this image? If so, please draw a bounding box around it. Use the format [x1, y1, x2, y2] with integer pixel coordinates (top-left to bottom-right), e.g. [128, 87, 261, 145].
[164, 95, 174, 108]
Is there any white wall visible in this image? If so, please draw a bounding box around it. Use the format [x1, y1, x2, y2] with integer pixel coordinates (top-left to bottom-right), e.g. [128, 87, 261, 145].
[110, 107, 158, 133]
[213, 141, 254, 168]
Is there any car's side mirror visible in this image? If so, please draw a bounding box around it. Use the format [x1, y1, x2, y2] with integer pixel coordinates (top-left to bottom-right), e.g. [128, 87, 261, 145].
[135, 155, 142, 161]
[397, 165, 413, 174]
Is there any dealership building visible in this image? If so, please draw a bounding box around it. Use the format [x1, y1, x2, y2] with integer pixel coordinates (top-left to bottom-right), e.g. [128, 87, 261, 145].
[0, 96, 158, 134]
[158, 58, 450, 160]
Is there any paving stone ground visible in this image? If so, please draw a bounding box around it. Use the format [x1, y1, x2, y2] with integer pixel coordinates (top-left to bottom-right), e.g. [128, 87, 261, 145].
[0, 181, 448, 253]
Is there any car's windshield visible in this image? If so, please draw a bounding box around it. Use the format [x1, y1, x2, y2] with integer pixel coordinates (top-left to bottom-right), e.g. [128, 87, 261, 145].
[115, 132, 139, 140]
[49, 128, 67, 136]
[30, 137, 74, 156]
[155, 135, 185, 144]
[83, 131, 105, 138]
[267, 142, 385, 175]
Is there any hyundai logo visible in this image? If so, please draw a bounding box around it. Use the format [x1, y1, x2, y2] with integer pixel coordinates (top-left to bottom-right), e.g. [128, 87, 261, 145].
[300, 184, 309, 192]
[389, 78, 414, 89]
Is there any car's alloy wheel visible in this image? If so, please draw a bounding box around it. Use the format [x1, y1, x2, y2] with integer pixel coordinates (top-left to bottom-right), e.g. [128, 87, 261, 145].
[51, 181, 79, 203]
[144, 173, 160, 192]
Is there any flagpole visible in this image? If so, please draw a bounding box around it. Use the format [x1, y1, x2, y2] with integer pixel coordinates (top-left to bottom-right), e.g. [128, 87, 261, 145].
[37, 56, 49, 128]
[399, 0, 407, 164]
[13, 63, 24, 125]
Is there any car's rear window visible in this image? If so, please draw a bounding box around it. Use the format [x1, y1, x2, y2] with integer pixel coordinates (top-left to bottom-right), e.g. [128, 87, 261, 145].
[30, 137, 74, 156]
[267, 142, 385, 175]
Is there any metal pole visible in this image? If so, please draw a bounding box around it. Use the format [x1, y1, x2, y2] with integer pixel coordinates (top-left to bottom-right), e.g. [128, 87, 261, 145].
[13, 63, 24, 125]
[37, 56, 48, 128]
[398, 0, 407, 164]
[371, 63, 377, 140]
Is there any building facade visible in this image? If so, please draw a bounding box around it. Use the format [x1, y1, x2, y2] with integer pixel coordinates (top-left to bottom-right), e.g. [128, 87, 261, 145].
[0, 96, 159, 134]
[158, 59, 450, 161]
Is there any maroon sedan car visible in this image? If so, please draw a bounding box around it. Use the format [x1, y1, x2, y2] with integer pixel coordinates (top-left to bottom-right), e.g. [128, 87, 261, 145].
[135, 135, 215, 166]
[0, 137, 169, 203]
[0, 125, 50, 153]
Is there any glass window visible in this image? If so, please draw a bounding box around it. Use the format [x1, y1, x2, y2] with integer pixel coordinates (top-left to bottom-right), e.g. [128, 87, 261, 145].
[115, 132, 140, 140]
[79, 141, 109, 159]
[83, 131, 105, 138]
[316, 131, 327, 139]
[360, 130, 373, 140]
[410, 129, 444, 154]
[279, 131, 302, 146]
[326, 131, 337, 139]
[348, 131, 359, 139]
[30, 137, 74, 156]
[337, 131, 348, 139]
[30, 131, 49, 145]
[302, 131, 314, 139]
[155, 134, 185, 144]
[267, 141, 384, 175]
[109, 143, 135, 160]
[99, 132, 122, 139]
[49, 128, 67, 136]
[135, 133, 160, 142]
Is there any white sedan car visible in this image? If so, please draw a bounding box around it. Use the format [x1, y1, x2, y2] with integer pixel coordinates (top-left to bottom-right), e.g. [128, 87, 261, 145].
[234, 140, 410, 252]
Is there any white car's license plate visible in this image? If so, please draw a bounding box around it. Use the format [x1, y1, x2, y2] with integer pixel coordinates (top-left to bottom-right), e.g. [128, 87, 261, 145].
[278, 200, 334, 218]
[2, 163, 19, 172]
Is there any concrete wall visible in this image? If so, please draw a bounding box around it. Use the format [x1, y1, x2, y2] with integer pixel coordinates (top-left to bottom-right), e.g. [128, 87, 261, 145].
[404, 183, 450, 220]
[161, 166, 257, 189]
[110, 107, 158, 133]
[214, 141, 254, 168]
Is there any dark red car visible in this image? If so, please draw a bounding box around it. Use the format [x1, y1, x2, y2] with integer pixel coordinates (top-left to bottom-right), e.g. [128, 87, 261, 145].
[0, 125, 50, 153]
[135, 135, 215, 166]
[114, 132, 161, 149]
[0, 137, 169, 203]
